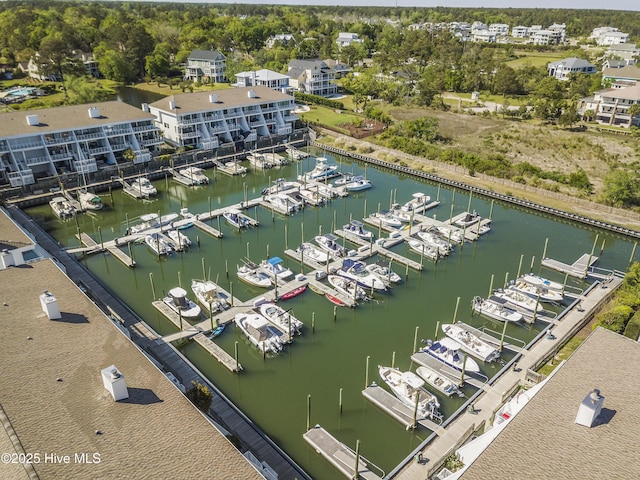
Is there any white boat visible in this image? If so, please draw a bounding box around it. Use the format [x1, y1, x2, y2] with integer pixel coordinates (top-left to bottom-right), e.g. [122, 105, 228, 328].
[401, 193, 431, 212]
[237, 262, 272, 288]
[78, 190, 103, 211]
[49, 196, 76, 219]
[259, 302, 303, 335]
[518, 273, 565, 293]
[145, 232, 175, 256]
[472, 296, 523, 323]
[343, 220, 374, 241]
[264, 193, 298, 214]
[334, 173, 359, 187]
[191, 279, 230, 313]
[416, 230, 453, 256]
[127, 212, 179, 235]
[296, 242, 330, 264]
[259, 256, 294, 282]
[493, 288, 543, 312]
[223, 210, 250, 229]
[263, 152, 288, 166]
[162, 287, 201, 318]
[344, 177, 372, 191]
[434, 225, 464, 244]
[407, 239, 439, 260]
[442, 323, 501, 363]
[179, 166, 209, 185]
[247, 153, 273, 169]
[415, 365, 463, 397]
[338, 259, 387, 291]
[167, 229, 191, 250]
[422, 338, 481, 373]
[314, 234, 347, 258]
[378, 366, 442, 422]
[453, 211, 481, 228]
[225, 160, 247, 174]
[508, 280, 564, 303]
[234, 312, 283, 354]
[305, 157, 340, 180]
[365, 261, 402, 284]
[129, 177, 157, 197]
[388, 204, 413, 223]
[261, 178, 297, 195]
[370, 211, 402, 228]
[328, 275, 367, 301]
[298, 189, 326, 206]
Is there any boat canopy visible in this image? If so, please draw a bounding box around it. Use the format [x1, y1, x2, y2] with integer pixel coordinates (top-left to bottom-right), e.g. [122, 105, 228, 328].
[402, 371, 425, 389]
[267, 256, 284, 266]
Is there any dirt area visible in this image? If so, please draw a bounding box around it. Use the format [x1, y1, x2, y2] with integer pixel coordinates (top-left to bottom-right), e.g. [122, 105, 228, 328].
[338, 119, 386, 138]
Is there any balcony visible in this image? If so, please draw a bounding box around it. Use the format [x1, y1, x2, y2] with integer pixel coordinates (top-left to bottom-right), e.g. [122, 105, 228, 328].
[11, 140, 44, 150]
[277, 126, 292, 136]
[133, 150, 151, 164]
[76, 132, 103, 141]
[8, 170, 35, 187]
[25, 156, 49, 166]
[179, 117, 200, 125]
[139, 138, 161, 147]
[50, 153, 72, 161]
[104, 127, 131, 136]
[44, 136, 71, 145]
[132, 124, 156, 132]
[180, 131, 200, 139]
[88, 146, 111, 155]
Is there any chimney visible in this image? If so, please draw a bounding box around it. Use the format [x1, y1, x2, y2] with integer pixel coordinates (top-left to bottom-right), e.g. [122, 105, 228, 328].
[39, 290, 61, 320]
[247, 89, 256, 98]
[169, 100, 176, 110]
[101, 365, 129, 401]
[141, 103, 150, 112]
[26, 114, 39, 126]
[209, 93, 218, 103]
[575, 388, 604, 428]
[88, 106, 100, 118]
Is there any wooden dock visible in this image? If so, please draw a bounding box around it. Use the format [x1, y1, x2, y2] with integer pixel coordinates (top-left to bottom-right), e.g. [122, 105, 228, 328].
[193, 333, 243, 372]
[362, 384, 443, 432]
[303, 425, 383, 480]
[192, 219, 223, 238]
[152, 300, 194, 330]
[541, 253, 598, 279]
[76, 232, 136, 267]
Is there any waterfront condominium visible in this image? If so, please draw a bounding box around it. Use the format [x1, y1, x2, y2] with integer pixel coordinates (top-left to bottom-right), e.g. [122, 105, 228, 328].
[147, 86, 298, 150]
[0, 101, 162, 187]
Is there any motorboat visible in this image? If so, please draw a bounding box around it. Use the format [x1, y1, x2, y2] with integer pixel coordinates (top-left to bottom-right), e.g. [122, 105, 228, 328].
[162, 287, 201, 319]
[259, 302, 303, 335]
[49, 196, 76, 219]
[127, 212, 179, 235]
[237, 262, 272, 288]
[334, 173, 359, 187]
[179, 166, 209, 185]
[401, 193, 431, 212]
[338, 259, 387, 291]
[370, 211, 403, 229]
[305, 157, 340, 181]
[434, 225, 464, 244]
[453, 211, 481, 228]
[344, 177, 372, 191]
[191, 279, 230, 313]
[343, 220, 374, 241]
[263, 152, 288, 166]
[508, 280, 564, 303]
[167, 229, 191, 250]
[225, 160, 247, 174]
[518, 273, 565, 292]
[264, 193, 298, 215]
[296, 242, 330, 264]
[78, 190, 103, 211]
[421, 338, 481, 373]
[328, 275, 367, 301]
[259, 256, 294, 282]
[145, 232, 175, 256]
[314, 234, 347, 258]
[234, 312, 283, 354]
[407, 239, 439, 260]
[388, 204, 413, 223]
[129, 177, 157, 197]
[247, 153, 273, 169]
[472, 296, 523, 323]
[416, 230, 453, 256]
[223, 210, 250, 229]
[261, 178, 298, 195]
[441, 323, 501, 363]
[298, 189, 325, 206]
[416, 365, 463, 397]
[378, 366, 442, 422]
[493, 288, 543, 312]
[365, 261, 402, 284]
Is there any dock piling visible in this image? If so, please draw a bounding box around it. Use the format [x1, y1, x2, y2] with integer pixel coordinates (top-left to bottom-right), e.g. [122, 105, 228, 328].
[312, 312, 315, 333]
[488, 274, 495, 297]
[517, 254, 524, 278]
[499, 318, 508, 353]
[365, 356, 370, 388]
[235, 341, 239, 372]
[629, 242, 638, 266]
[452, 297, 460, 324]
[354, 440, 361, 480]
[434, 321, 439, 341]
[339, 388, 343, 415]
[149, 272, 156, 300]
[413, 326, 420, 353]
[391, 351, 396, 369]
[542, 237, 549, 259]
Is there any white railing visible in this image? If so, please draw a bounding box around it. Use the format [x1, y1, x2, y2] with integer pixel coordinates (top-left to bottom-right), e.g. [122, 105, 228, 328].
[88, 146, 111, 155]
[132, 124, 155, 132]
[76, 132, 103, 141]
[104, 127, 131, 136]
[8, 170, 35, 187]
[50, 153, 71, 161]
[25, 156, 49, 166]
[12, 140, 43, 150]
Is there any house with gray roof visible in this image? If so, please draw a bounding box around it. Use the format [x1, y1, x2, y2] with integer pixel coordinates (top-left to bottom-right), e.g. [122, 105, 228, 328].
[579, 83, 640, 128]
[604, 43, 639, 66]
[602, 65, 640, 84]
[287, 59, 337, 97]
[184, 49, 226, 83]
[235, 69, 291, 93]
[548, 57, 597, 80]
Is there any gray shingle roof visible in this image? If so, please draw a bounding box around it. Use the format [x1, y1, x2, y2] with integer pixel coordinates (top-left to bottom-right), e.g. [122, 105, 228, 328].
[188, 49, 224, 61]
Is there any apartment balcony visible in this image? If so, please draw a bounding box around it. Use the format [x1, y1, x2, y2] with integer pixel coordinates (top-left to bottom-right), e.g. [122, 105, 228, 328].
[201, 139, 219, 150]
[25, 156, 50, 166]
[180, 131, 200, 139]
[132, 124, 156, 133]
[88, 146, 111, 155]
[44, 136, 71, 146]
[0, 140, 9, 153]
[250, 120, 265, 128]
[277, 126, 292, 136]
[50, 153, 72, 161]
[11, 140, 44, 150]
[261, 106, 277, 114]
[73, 158, 98, 174]
[179, 117, 201, 125]
[76, 132, 103, 141]
[8, 170, 35, 187]
[284, 114, 299, 122]
[203, 113, 225, 122]
[210, 125, 227, 134]
[104, 127, 131, 136]
[139, 138, 162, 147]
[133, 150, 151, 164]
[109, 142, 127, 150]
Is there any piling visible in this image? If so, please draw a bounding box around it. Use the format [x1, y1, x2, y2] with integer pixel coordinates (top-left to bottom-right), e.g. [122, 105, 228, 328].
[517, 254, 524, 278]
[452, 297, 460, 324]
[413, 326, 420, 353]
[339, 388, 343, 415]
[365, 356, 370, 388]
[149, 272, 156, 299]
[306, 394, 311, 431]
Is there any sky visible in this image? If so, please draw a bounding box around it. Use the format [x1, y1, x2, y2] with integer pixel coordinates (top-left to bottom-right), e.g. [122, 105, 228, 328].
[150, 0, 639, 12]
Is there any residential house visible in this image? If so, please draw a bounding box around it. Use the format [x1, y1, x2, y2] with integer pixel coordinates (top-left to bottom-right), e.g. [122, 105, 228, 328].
[579, 83, 640, 127]
[26, 54, 61, 82]
[183, 49, 226, 83]
[548, 57, 597, 80]
[602, 65, 640, 84]
[604, 43, 639, 66]
[287, 59, 337, 97]
[547, 23, 567, 43]
[488, 24, 510, 36]
[591, 27, 630, 46]
[266, 34, 295, 49]
[147, 86, 298, 150]
[531, 29, 563, 45]
[473, 30, 497, 43]
[235, 69, 291, 93]
[511, 26, 529, 38]
[336, 32, 363, 48]
[0, 102, 161, 187]
[323, 59, 349, 78]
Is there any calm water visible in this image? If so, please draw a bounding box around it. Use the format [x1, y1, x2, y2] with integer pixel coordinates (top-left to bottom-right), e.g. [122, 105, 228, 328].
[113, 86, 166, 108]
[28, 148, 637, 478]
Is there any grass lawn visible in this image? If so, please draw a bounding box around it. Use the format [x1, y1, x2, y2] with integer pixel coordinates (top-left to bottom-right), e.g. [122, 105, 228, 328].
[506, 51, 565, 69]
[299, 104, 364, 129]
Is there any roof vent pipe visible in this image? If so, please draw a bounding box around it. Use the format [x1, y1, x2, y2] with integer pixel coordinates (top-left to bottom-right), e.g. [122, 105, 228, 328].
[575, 388, 604, 428]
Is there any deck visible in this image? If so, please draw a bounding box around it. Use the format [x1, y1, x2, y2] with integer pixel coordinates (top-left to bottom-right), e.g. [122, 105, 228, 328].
[193, 333, 243, 372]
[541, 253, 599, 279]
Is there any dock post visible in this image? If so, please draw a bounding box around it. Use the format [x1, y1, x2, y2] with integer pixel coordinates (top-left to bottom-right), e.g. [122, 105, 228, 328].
[230, 282, 234, 307]
[437, 184, 441, 202]
[452, 297, 460, 324]
[255, 205, 258, 223]
[365, 356, 370, 388]
[562, 273, 569, 296]
[377, 202, 381, 214]
[542, 237, 549, 260]
[363, 199, 367, 219]
[178, 270, 182, 288]
[125, 213, 130, 233]
[499, 318, 508, 353]
[208, 196, 212, 216]
[489, 199, 494, 220]
[334, 210, 337, 233]
[600, 238, 606, 257]
[587, 234, 598, 277]
[449, 202, 455, 222]
[459, 353, 467, 387]
[467, 190, 473, 213]
[333, 306, 337, 322]
[209, 306, 213, 329]
[179, 309, 183, 331]
[225, 260, 229, 278]
[504, 272, 509, 288]
[391, 351, 396, 369]
[517, 255, 524, 278]
[533, 295, 540, 322]
[414, 326, 420, 353]
[217, 214, 221, 232]
[285, 225, 288, 250]
[488, 274, 495, 297]
[412, 394, 419, 430]
[128, 241, 134, 264]
[109, 185, 113, 206]
[434, 321, 439, 341]
[409, 208, 415, 236]
[339, 388, 343, 415]
[301, 222, 304, 244]
[246, 241, 250, 261]
[149, 272, 156, 300]
[354, 440, 361, 479]
[530, 255, 536, 272]
[312, 312, 315, 333]
[629, 242, 638, 266]
[266, 244, 270, 259]
[202, 258, 206, 281]
[389, 189, 393, 210]
[98, 226, 103, 250]
[405, 263, 409, 282]
[234, 341, 239, 372]
[306, 394, 311, 430]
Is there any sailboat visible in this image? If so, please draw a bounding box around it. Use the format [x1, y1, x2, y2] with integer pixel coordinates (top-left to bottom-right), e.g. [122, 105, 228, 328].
[78, 190, 103, 211]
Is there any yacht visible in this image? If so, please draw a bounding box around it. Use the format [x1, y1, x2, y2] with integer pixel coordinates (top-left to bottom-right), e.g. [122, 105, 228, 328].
[453, 211, 481, 228]
[127, 213, 179, 235]
[49, 196, 76, 220]
[344, 177, 372, 191]
[179, 166, 209, 185]
[162, 287, 201, 319]
[129, 177, 157, 197]
[401, 193, 431, 212]
[261, 178, 298, 196]
[304, 157, 340, 181]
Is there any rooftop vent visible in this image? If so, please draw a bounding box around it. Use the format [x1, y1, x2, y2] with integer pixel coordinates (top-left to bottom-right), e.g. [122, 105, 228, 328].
[575, 388, 604, 428]
[209, 93, 219, 103]
[248, 89, 257, 98]
[169, 100, 176, 110]
[26, 114, 39, 126]
[141, 103, 150, 112]
[39, 289, 61, 320]
[101, 365, 129, 401]
[88, 107, 100, 118]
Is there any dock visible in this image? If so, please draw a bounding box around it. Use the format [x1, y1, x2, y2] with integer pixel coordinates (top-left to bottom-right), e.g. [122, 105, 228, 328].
[541, 253, 598, 279]
[193, 333, 243, 372]
[76, 232, 136, 267]
[303, 425, 383, 480]
[410, 352, 487, 390]
[362, 384, 442, 432]
[192, 219, 224, 238]
[152, 300, 195, 330]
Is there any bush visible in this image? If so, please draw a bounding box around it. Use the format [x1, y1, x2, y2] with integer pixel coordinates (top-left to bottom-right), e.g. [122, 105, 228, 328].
[293, 92, 344, 110]
[186, 381, 213, 412]
[623, 310, 640, 340]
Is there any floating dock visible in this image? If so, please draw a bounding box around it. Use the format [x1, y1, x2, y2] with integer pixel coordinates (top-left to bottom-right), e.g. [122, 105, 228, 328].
[152, 300, 195, 330]
[541, 253, 598, 279]
[76, 232, 136, 267]
[303, 425, 383, 480]
[192, 219, 223, 238]
[362, 384, 442, 431]
[193, 333, 243, 372]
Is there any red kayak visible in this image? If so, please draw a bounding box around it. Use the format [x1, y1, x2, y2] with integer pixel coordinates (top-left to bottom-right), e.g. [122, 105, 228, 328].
[325, 293, 346, 307]
[279, 284, 307, 301]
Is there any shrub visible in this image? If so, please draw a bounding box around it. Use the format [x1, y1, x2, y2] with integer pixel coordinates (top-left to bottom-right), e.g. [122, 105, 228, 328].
[624, 310, 640, 340]
[186, 381, 213, 412]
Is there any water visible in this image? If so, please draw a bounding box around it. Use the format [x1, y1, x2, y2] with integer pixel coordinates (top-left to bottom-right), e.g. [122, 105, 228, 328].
[26, 148, 637, 478]
[113, 86, 166, 108]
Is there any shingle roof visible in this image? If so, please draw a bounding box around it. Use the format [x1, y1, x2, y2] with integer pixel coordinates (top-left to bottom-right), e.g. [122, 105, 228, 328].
[603, 65, 640, 81]
[460, 328, 640, 479]
[551, 57, 595, 69]
[188, 49, 224, 61]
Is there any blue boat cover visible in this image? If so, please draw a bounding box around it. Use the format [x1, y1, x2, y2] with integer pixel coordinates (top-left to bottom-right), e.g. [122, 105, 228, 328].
[268, 256, 284, 265]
